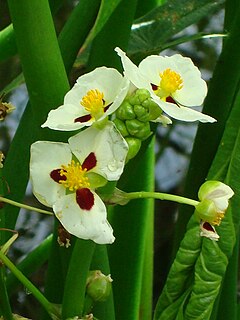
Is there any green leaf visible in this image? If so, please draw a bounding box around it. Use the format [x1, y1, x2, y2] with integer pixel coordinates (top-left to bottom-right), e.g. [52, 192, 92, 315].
[128, 0, 224, 62]
[84, 0, 122, 47]
[154, 221, 201, 320]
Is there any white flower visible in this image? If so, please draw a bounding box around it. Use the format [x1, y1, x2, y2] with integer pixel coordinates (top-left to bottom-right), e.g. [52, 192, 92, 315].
[115, 47, 216, 123]
[30, 122, 128, 244]
[42, 67, 129, 131]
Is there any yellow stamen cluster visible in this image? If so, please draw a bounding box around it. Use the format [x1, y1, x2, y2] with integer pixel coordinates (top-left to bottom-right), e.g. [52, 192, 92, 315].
[59, 160, 90, 191]
[80, 89, 105, 119]
[212, 211, 225, 226]
[159, 68, 183, 96]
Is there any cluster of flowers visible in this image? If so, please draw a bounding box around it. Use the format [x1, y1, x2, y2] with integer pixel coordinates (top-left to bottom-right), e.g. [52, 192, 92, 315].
[29, 48, 233, 244]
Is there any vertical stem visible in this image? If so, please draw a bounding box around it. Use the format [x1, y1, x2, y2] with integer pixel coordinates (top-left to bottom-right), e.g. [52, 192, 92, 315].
[0, 268, 13, 320]
[61, 240, 96, 319]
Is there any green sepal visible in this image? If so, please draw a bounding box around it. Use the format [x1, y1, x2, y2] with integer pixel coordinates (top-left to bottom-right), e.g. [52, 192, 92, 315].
[87, 172, 108, 189]
[86, 270, 112, 302]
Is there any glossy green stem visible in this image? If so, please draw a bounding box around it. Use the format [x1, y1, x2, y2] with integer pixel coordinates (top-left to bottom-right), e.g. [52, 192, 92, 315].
[126, 191, 199, 207]
[62, 240, 96, 319]
[0, 196, 52, 215]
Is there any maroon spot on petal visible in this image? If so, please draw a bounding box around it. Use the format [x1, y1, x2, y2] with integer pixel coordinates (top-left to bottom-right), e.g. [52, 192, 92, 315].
[202, 222, 214, 232]
[151, 83, 158, 91]
[50, 169, 66, 183]
[76, 188, 94, 210]
[74, 114, 92, 123]
[82, 152, 97, 171]
[166, 96, 176, 104]
[104, 102, 112, 113]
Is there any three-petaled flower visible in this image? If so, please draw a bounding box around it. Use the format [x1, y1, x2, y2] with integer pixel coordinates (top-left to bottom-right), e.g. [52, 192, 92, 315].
[30, 122, 128, 244]
[42, 67, 129, 131]
[115, 47, 216, 123]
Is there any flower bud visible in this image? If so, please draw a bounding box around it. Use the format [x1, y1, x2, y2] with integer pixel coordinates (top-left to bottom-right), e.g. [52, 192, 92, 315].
[133, 105, 150, 122]
[113, 118, 129, 137]
[116, 101, 135, 120]
[128, 88, 150, 105]
[86, 270, 112, 302]
[195, 180, 234, 225]
[125, 137, 142, 161]
[125, 119, 151, 140]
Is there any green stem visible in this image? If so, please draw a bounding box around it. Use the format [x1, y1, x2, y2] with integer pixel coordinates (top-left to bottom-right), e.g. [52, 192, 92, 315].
[0, 268, 13, 320]
[0, 250, 59, 319]
[125, 191, 199, 207]
[0, 196, 53, 215]
[62, 240, 96, 319]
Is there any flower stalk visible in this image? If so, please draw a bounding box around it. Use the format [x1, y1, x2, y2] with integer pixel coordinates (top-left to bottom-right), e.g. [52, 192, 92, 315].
[0, 250, 60, 319]
[0, 196, 53, 215]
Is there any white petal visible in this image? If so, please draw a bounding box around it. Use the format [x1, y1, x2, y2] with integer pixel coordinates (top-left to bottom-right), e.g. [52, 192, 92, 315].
[139, 54, 207, 106]
[30, 141, 72, 207]
[41, 103, 94, 131]
[42, 66, 129, 131]
[115, 47, 151, 90]
[53, 192, 115, 244]
[155, 99, 216, 123]
[69, 122, 128, 181]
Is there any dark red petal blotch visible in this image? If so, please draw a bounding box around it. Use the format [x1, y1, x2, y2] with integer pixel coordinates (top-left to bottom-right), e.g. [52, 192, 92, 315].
[82, 152, 97, 171]
[74, 114, 92, 123]
[151, 83, 158, 91]
[202, 222, 214, 232]
[50, 169, 66, 183]
[76, 188, 94, 210]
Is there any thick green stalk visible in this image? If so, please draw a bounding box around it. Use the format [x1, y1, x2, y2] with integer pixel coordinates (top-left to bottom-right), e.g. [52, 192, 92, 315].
[61, 240, 96, 319]
[108, 137, 155, 320]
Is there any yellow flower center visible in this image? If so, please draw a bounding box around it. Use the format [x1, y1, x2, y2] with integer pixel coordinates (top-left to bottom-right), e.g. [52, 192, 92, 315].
[157, 68, 183, 98]
[80, 89, 105, 120]
[212, 211, 225, 226]
[59, 160, 90, 191]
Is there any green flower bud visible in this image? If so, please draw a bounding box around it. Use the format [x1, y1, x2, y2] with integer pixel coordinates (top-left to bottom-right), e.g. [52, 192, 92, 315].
[125, 137, 142, 161]
[128, 89, 150, 105]
[133, 105, 150, 122]
[125, 119, 151, 140]
[86, 270, 112, 302]
[116, 101, 135, 120]
[148, 100, 162, 120]
[113, 118, 129, 137]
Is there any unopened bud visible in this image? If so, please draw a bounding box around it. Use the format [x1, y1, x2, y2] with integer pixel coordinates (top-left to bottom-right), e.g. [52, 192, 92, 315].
[125, 137, 142, 161]
[113, 118, 129, 137]
[116, 101, 135, 120]
[86, 270, 112, 302]
[125, 119, 151, 140]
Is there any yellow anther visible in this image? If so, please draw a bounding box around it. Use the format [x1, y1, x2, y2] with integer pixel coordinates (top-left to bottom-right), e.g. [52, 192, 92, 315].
[59, 160, 90, 191]
[159, 68, 183, 97]
[80, 89, 105, 120]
